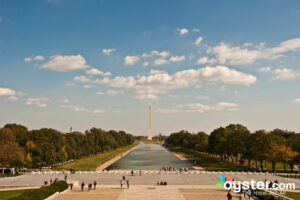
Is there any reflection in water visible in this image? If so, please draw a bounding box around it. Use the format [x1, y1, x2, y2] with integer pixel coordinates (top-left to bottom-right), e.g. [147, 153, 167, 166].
[106, 144, 192, 170]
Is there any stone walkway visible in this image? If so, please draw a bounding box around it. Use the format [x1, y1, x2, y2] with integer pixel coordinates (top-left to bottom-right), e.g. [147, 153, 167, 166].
[52, 186, 237, 200]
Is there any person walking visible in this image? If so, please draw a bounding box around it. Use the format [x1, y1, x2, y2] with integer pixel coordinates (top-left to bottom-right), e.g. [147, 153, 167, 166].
[126, 179, 129, 189]
[120, 179, 123, 188]
[70, 183, 73, 190]
[227, 191, 232, 200]
[139, 170, 141, 176]
[50, 178, 53, 184]
[122, 175, 126, 180]
[93, 180, 97, 190]
[64, 174, 68, 181]
[81, 182, 85, 192]
[44, 179, 47, 185]
[88, 183, 92, 191]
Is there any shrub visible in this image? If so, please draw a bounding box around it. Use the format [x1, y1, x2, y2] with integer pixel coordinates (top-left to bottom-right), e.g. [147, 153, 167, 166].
[9, 181, 68, 200]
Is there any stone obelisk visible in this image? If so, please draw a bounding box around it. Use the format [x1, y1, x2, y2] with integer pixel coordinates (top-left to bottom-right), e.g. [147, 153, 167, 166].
[148, 104, 152, 140]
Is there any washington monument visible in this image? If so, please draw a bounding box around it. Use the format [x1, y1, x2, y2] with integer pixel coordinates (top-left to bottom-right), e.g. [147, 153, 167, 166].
[148, 104, 152, 140]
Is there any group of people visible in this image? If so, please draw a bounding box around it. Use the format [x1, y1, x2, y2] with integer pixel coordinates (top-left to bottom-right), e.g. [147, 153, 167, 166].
[159, 166, 189, 172]
[130, 170, 141, 176]
[157, 181, 168, 185]
[43, 178, 59, 185]
[80, 181, 97, 191]
[120, 176, 130, 189]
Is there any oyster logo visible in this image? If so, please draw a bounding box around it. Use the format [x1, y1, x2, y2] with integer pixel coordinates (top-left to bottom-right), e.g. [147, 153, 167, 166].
[216, 174, 231, 187]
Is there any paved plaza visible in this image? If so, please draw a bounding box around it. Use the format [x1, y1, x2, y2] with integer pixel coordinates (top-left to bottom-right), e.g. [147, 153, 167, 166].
[51, 186, 242, 200]
[1, 171, 300, 187]
[1, 172, 300, 200]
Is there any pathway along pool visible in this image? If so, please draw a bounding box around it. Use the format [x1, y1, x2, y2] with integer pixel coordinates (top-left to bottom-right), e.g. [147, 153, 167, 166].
[106, 144, 192, 170]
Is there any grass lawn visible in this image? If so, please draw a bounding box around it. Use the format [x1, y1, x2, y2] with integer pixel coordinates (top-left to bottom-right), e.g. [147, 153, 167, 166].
[285, 192, 300, 200]
[53, 144, 136, 171]
[165, 144, 245, 171]
[0, 189, 37, 200]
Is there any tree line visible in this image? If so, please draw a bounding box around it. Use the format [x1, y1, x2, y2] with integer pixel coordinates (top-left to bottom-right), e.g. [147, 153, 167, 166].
[0, 123, 135, 173]
[165, 124, 300, 172]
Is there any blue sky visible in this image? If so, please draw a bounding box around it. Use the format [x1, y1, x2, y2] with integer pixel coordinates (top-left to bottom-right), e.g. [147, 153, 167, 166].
[1, 0, 300, 135]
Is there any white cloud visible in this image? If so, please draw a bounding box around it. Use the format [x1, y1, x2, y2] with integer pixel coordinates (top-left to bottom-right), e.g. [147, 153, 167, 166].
[0, 16, 3, 23]
[124, 55, 140, 66]
[73, 75, 91, 83]
[142, 50, 170, 58]
[156, 102, 238, 114]
[177, 102, 238, 113]
[85, 68, 111, 76]
[102, 48, 116, 56]
[177, 28, 189, 35]
[293, 98, 300, 103]
[25, 98, 48, 108]
[273, 68, 299, 80]
[8, 96, 18, 101]
[94, 66, 256, 99]
[154, 58, 169, 65]
[154, 108, 180, 114]
[136, 94, 158, 100]
[196, 95, 209, 99]
[24, 55, 44, 62]
[142, 61, 149, 67]
[107, 90, 124, 96]
[170, 55, 185, 63]
[41, 54, 90, 72]
[211, 38, 300, 65]
[197, 56, 215, 65]
[96, 90, 124, 96]
[61, 98, 70, 104]
[83, 85, 92, 88]
[192, 28, 200, 32]
[61, 105, 105, 114]
[0, 88, 16, 96]
[259, 66, 272, 72]
[152, 50, 170, 58]
[24, 57, 32, 62]
[149, 70, 167, 75]
[33, 55, 44, 61]
[195, 36, 203, 46]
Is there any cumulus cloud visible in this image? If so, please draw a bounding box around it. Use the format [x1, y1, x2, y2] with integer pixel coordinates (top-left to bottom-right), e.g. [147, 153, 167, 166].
[73, 75, 91, 83]
[196, 95, 209, 99]
[24, 55, 45, 62]
[83, 85, 92, 88]
[273, 68, 299, 80]
[195, 36, 203, 46]
[41, 54, 90, 72]
[94, 66, 256, 99]
[102, 48, 116, 56]
[211, 38, 300, 65]
[61, 105, 105, 114]
[170, 55, 185, 63]
[96, 90, 124, 96]
[142, 61, 149, 67]
[177, 28, 189, 35]
[197, 56, 215, 65]
[0, 88, 16, 96]
[0, 87, 19, 101]
[61, 98, 70, 103]
[259, 66, 272, 72]
[25, 98, 48, 108]
[293, 98, 300, 103]
[156, 102, 238, 114]
[154, 58, 169, 65]
[124, 55, 140, 66]
[85, 68, 111, 76]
